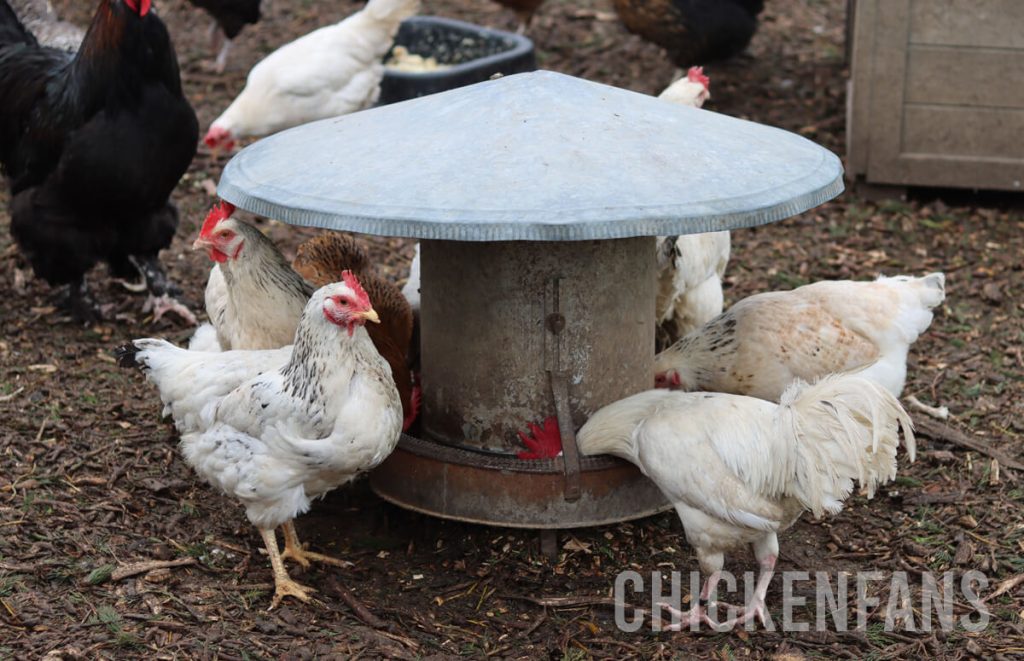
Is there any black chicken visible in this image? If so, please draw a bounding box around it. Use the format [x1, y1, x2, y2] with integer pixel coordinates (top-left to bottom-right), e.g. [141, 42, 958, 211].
[613, 0, 765, 67]
[0, 0, 199, 323]
[187, 0, 260, 72]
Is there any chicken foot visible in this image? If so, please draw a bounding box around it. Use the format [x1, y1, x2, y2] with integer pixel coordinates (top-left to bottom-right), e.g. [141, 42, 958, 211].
[61, 277, 102, 325]
[214, 39, 233, 74]
[143, 293, 198, 325]
[259, 527, 317, 609]
[128, 254, 197, 324]
[710, 554, 776, 630]
[657, 570, 738, 630]
[280, 521, 354, 569]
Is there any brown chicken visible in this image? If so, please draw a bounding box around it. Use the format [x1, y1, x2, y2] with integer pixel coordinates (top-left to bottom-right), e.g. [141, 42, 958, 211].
[293, 232, 419, 431]
[493, 0, 544, 33]
[613, 0, 764, 67]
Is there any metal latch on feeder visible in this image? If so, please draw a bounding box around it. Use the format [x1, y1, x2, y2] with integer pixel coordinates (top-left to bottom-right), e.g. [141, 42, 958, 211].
[545, 278, 582, 503]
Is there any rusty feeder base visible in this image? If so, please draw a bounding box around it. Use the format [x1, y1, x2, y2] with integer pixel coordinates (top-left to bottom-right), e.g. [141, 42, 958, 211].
[369, 434, 671, 529]
[370, 237, 671, 529]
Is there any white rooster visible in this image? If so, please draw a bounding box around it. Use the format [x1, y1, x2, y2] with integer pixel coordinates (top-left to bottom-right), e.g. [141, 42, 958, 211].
[654, 273, 946, 399]
[577, 375, 915, 629]
[203, 0, 420, 150]
[191, 202, 313, 351]
[654, 66, 731, 348]
[117, 275, 403, 608]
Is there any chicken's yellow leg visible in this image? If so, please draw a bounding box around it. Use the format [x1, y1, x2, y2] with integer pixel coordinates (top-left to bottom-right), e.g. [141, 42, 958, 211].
[259, 527, 316, 609]
[280, 520, 353, 569]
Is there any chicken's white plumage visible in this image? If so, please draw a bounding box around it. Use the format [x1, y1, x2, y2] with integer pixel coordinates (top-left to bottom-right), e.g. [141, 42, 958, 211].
[653, 67, 728, 347]
[402, 242, 421, 312]
[578, 375, 914, 628]
[180, 283, 401, 529]
[207, 0, 420, 142]
[123, 338, 291, 434]
[197, 218, 314, 351]
[655, 273, 946, 399]
[655, 231, 730, 347]
[121, 280, 401, 608]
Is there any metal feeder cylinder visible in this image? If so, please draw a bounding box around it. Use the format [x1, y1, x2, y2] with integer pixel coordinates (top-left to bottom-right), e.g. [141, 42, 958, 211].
[216, 70, 845, 529]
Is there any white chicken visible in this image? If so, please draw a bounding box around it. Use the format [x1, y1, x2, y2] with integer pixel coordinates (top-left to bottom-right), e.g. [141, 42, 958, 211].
[654, 273, 946, 399]
[658, 65, 711, 107]
[655, 230, 731, 349]
[203, 0, 420, 150]
[401, 241, 420, 313]
[117, 275, 402, 608]
[118, 338, 291, 434]
[191, 202, 313, 351]
[654, 66, 731, 348]
[577, 375, 915, 629]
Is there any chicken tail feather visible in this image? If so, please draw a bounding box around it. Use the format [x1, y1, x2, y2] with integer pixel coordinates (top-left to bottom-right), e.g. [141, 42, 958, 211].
[778, 375, 915, 518]
[113, 341, 144, 369]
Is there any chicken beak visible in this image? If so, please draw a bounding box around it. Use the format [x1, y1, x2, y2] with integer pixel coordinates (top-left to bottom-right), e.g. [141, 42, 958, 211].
[192, 236, 211, 251]
[360, 308, 381, 324]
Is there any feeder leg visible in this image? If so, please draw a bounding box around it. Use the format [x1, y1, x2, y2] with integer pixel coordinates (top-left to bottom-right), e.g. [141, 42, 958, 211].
[539, 529, 559, 562]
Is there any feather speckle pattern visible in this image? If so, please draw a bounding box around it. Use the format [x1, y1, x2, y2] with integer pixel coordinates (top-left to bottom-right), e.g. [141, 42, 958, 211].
[125, 282, 402, 530]
[655, 273, 946, 399]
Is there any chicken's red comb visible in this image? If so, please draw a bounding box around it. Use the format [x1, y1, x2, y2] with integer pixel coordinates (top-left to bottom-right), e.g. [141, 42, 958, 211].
[341, 270, 372, 309]
[517, 416, 563, 460]
[199, 201, 236, 238]
[687, 66, 710, 90]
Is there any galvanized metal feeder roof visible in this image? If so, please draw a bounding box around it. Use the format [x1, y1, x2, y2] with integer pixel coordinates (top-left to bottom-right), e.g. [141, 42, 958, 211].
[218, 70, 844, 240]
[216, 69, 845, 531]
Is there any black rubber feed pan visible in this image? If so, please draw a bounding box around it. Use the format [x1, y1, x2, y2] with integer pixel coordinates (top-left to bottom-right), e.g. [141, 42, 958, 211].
[379, 16, 536, 105]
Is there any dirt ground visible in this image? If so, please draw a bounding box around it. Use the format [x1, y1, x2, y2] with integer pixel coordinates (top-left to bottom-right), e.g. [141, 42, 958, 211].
[2, 0, 1023, 658]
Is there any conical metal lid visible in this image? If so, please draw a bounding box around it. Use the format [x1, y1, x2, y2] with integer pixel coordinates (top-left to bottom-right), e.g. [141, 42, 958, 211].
[218, 70, 843, 241]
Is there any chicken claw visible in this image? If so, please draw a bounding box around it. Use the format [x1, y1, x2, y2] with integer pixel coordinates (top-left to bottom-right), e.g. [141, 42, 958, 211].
[143, 293, 198, 325]
[656, 602, 715, 631]
[270, 575, 317, 609]
[281, 521, 353, 569]
[260, 527, 318, 610]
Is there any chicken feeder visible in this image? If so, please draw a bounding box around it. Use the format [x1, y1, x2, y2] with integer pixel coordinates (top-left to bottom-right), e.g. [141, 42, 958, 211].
[379, 16, 536, 105]
[216, 71, 844, 529]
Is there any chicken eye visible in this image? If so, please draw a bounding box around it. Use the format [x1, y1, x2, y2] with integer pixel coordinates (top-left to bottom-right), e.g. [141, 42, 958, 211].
[339, 298, 349, 306]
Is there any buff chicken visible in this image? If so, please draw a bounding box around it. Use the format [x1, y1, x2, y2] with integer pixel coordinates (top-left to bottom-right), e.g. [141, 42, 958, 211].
[293, 232, 419, 431]
[654, 273, 946, 400]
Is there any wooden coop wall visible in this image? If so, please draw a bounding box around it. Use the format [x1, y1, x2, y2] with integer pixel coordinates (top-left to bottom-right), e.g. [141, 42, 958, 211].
[847, 0, 1024, 191]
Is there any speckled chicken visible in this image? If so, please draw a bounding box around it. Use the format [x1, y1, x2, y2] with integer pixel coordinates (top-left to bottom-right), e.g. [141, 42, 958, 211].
[190, 202, 313, 352]
[293, 232, 419, 431]
[654, 273, 946, 399]
[117, 276, 402, 609]
[613, 0, 764, 67]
